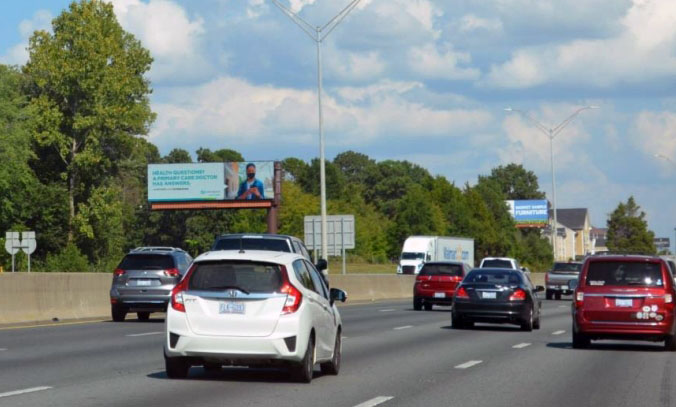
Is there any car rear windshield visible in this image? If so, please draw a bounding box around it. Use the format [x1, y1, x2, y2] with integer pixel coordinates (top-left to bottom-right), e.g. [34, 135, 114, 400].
[119, 254, 174, 270]
[212, 238, 291, 252]
[552, 262, 582, 272]
[465, 270, 522, 285]
[481, 259, 513, 268]
[585, 261, 664, 287]
[420, 264, 463, 276]
[188, 261, 283, 293]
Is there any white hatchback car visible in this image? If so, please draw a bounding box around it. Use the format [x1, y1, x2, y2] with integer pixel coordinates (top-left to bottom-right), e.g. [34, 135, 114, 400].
[164, 250, 346, 383]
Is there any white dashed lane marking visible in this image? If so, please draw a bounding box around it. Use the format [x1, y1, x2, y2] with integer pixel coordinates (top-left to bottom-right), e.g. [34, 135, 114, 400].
[552, 330, 566, 335]
[0, 386, 53, 399]
[125, 331, 163, 337]
[354, 396, 394, 407]
[393, 325, 413, 330]
[512, 343, 531, 349]
[379, 309, 396, 312]
[0, 348, 7, 351]
[455, 360, 482, 369]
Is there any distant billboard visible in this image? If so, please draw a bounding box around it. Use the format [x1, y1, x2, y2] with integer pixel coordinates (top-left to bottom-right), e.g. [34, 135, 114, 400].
[506, 200, 549, 228]
[655, 237, 671, 252]
[148, 162, 274, 202]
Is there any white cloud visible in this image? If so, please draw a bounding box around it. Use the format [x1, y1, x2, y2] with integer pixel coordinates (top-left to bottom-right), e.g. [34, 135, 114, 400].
[458, 14, 502, 32]
[485, 0, 676, 88]
[112, 0, 211, 83]
[150, 75, 493, 150]
[633, 111, 676, 168]
[0, 9, 52, 66]
[328, 51, 386, 81]
[408, 43, 480, 80]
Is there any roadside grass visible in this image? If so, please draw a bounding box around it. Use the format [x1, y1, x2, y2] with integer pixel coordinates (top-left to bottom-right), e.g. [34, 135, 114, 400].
[327, 262, 396, 274]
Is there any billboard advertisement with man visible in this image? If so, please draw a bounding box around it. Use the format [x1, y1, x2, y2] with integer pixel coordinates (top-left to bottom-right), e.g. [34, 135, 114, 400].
[506, 200, 549, 228]
[148, 162, 274, 202]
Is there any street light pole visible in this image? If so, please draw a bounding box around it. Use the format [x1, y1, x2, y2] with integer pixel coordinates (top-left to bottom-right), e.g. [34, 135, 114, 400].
[504, 106, 599, 260]
[272, 0, 362, 263]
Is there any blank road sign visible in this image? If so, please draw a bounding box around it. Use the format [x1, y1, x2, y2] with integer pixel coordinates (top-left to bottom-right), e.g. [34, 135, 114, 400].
[304, 215, 355, 255]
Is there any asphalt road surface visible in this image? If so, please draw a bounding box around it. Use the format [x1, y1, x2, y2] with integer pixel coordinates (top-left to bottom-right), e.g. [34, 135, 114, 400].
[1, 298, 674, 407]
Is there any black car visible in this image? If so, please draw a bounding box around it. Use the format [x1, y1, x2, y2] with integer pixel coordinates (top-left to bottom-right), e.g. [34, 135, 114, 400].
[110, 247, 193, 322]
[452, 268, 544, 331]
[211, 233, 312, 261]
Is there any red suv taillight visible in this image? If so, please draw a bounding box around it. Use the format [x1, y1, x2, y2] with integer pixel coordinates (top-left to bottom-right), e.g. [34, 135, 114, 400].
[114, 268, 125, 276]
[164, 268, 180, 277]
[456, 287, 469, 299]
[280, 266, 302, 314]
[509, 289, 527, 301]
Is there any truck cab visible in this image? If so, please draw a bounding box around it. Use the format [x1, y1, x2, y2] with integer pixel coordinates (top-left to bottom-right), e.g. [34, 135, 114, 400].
[398, 237, 434, 275]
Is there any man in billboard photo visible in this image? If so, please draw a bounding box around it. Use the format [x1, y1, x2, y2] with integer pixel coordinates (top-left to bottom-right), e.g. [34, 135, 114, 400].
[237, 163, 265, 200]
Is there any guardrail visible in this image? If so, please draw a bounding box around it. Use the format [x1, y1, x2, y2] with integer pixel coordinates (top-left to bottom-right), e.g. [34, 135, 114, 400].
[0, 272, 545, 325]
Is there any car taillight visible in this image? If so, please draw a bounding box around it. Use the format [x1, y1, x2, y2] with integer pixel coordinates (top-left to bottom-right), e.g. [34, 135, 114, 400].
[456, 287, 469, 299]
[451, 276, 463, 283]
[170, 278, 189, 312]
[280, 265, 302, 314]
[114, 268, 125, 276]
[509, 289, 527, 301]
[666, 294, 673, 304]
[164, 268, 180, 277]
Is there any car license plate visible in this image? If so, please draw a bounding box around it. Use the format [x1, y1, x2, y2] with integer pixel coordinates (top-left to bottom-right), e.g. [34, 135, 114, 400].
[434, 292, 445, 298]
[615, 298, 633, 307]
[482, 292, 497, 299]
[219, 302, 245, 314]
[136, 279, 152, 286]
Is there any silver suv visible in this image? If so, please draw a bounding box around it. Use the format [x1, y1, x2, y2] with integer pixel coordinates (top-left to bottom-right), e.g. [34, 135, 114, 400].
[110, 247, 193, 322]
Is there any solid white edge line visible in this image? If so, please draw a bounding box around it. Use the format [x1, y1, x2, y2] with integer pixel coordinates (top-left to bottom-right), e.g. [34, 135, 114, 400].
[552, 330, 566, 335]
[455, 360, 482, 369]
[393, 325, 413, 330]
[0, 386, 53, 398]
[353, 396, 395, 407]
[125, 331, 163, 337]
[512, 343, 531, 349]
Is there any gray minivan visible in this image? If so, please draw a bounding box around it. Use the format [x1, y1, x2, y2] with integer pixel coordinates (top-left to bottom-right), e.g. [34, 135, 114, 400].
[110, 247, 193, 322]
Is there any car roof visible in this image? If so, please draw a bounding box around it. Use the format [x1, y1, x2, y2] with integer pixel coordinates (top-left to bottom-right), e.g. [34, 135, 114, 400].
[424, 261, 468, 266]
[215, 233, 298, 240]
[470, 267, 521, 273]
[586, 254, 663, 262]
[481, 257, 516, 262]
[194, 250, 304, 263]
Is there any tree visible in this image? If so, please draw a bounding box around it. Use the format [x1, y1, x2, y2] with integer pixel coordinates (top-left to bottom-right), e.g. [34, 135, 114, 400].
[483, 163, 546, 200]
[163, 148, 192, 163]
[606, 196, 656, 254]
[196, 147, 243, 162]
[333, 150, 376, 185]
[23, 0, 155, 242]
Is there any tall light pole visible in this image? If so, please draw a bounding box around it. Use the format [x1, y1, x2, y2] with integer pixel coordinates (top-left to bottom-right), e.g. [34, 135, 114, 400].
[504, 106, 599, 260]
[271, 0, 363, 262]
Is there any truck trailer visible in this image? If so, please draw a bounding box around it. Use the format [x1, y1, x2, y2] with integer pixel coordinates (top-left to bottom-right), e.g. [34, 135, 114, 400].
[397, 236, 474, 275]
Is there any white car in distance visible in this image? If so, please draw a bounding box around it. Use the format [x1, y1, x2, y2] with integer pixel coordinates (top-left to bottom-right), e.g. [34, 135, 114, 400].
[164, 250, 346, 383]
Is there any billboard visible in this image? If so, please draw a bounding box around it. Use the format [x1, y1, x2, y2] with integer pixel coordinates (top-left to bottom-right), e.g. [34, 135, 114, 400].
[148, 162, 274, 202]
[506, 200, 549, 228]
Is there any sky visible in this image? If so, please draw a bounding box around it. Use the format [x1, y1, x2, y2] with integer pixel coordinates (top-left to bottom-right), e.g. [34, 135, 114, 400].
[1, 0, 675, 251]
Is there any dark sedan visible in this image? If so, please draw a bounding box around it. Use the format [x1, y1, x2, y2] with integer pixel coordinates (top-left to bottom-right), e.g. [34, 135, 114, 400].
[452, 268, 544, 331]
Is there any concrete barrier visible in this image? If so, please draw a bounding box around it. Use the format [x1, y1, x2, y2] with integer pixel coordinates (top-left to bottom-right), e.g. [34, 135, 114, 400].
[0, 272, 547, 325]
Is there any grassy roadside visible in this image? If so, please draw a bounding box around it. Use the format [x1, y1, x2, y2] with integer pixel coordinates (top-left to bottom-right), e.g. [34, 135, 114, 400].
[327, 262, 396, 274]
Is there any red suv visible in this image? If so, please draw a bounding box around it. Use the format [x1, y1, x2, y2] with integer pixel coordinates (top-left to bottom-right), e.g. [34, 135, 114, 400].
[571, 254, 676, 350]
[413, 261, 472, 311]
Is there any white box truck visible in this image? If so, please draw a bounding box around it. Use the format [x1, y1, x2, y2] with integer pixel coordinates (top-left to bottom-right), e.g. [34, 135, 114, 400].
[397, 236, 474, 275]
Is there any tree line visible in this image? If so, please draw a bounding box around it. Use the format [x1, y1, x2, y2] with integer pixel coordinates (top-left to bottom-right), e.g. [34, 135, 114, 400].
[0, 1, 656, 273]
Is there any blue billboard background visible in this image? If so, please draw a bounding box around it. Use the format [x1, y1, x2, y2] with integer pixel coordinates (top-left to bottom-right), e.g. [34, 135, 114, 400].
[506, 200, 549, 227]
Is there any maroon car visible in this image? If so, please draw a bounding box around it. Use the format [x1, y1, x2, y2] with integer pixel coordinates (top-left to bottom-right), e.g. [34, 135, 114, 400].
[413, 261, 472, 310]
[571, 254, 676, 350]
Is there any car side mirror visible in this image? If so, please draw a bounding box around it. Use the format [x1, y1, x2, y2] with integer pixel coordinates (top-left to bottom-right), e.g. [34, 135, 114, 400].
[329, 288, 347, 304]
[568, 279, 578, 290]
[315, 259, 328, 271]
[535, 285, 545, 293]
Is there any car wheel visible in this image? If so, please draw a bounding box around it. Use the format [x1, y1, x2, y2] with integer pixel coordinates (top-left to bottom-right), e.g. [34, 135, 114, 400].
[572, 325, 590, 349]
[545, 290, 553, 300]
[165, 355, 190, 379]
[320, 331, 341, 375]
[413, 297, 422, 311]
[424, 303, 433, 311]
[554, 292, 562, 301]
[294, 335, 315, 383]
[111, 305, 127, 322]
[665, 335, 676, 352]
[520, 307, 533, 332]
[533, 314, 541, 330]
[451, 314, 464, 329]
[137, 312, 150, 321]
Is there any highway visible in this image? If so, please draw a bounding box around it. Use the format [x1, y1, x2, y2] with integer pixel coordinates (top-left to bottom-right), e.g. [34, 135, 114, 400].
[1, 299, 674, 407]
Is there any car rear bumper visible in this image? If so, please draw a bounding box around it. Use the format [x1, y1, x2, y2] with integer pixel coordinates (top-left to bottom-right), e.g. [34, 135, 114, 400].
[164, 308, 311, 364]
[574, 312, 676, 338]
[414, 288, 455, 304]
[110, 292, 170, 312]
[453, 301, 530, 323]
